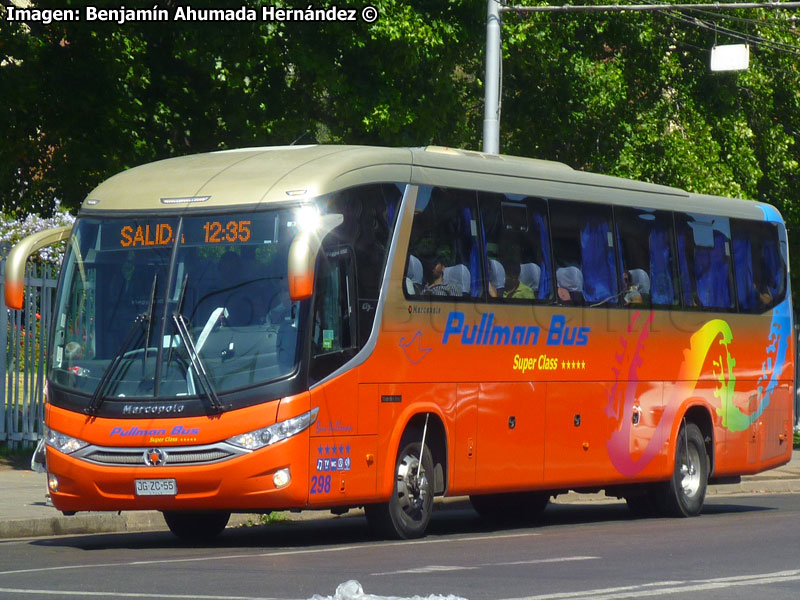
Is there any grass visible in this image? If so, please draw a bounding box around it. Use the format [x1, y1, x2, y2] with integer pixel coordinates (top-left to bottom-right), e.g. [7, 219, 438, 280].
[244, 512, 289, 527]
[794, 429, 800, 450]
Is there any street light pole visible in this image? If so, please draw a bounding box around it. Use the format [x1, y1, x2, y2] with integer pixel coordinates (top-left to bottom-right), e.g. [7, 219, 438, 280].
[482, 0, 502, 154]
[481, 1, 800, 155]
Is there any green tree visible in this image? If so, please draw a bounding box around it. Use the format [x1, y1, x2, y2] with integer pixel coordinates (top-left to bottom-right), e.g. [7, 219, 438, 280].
[0, 0, 485, 216]
[2, 2, 799, 299]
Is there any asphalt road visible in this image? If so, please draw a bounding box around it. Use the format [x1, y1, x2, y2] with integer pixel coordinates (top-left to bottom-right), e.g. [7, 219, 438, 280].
[0, 494, 798, 600]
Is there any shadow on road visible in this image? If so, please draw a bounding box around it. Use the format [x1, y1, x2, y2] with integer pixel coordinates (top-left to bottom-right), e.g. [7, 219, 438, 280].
[29, 496, 775, 551]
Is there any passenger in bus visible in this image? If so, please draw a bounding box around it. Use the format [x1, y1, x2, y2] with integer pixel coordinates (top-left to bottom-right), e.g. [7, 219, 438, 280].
[502, 261, 535, 300]
[406, 255, 424, 295]
[519, 263, 541, 297]
[622, 269, 648, 306]
[420, 255, 462, 297]
[556, 266, 585, 304]
[488, 259, 506, 297]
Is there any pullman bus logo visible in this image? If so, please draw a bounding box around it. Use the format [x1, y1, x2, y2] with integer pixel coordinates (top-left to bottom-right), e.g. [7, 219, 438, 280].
[144, 448, 166, 467]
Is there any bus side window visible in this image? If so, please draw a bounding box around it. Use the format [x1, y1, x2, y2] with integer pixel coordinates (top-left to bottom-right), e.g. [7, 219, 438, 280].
[675, 214, 734, 310]
[731, 219, 786, 312]
[478, 193, 553, 302]
[614, 207, 679, 308]
[550, 200, 617, 306]
[317, 184, 402, 349]
[404, 186, 483, 300]
[309, 247, 358, 382]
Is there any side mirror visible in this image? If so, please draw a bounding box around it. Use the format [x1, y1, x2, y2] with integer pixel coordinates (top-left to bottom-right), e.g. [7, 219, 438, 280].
[287, 213, 343, 301]
[4, 225, 72, 310]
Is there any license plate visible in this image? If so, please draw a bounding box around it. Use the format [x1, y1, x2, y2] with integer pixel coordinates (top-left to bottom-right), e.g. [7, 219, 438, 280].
[135, 479, 177, 496]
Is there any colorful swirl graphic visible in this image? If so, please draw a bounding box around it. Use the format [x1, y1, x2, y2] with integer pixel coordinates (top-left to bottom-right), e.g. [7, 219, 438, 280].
[606, 300, 790, 475]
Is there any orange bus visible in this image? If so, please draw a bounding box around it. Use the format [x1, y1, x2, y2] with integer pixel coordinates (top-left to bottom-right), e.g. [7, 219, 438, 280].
[5, 145, 794, 540]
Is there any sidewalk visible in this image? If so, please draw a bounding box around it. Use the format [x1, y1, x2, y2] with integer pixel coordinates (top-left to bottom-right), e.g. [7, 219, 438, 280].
[1, 451, 799, 539]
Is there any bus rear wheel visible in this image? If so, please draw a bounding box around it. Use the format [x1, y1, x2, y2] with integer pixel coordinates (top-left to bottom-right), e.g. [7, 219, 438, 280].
[162, 510, 231, 541]
[365, 441, 434, 539]
[655, 422, 709, 517]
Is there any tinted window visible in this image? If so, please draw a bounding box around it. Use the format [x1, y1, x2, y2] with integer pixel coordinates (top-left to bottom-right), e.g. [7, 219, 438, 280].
[675, 213, 734, 310]
[550, 201, 618, 306]
[319, 184, 402, 346]
[405, 186, 482, 300]
[615, 207, 679, 308]
[731, 219, 786, 312]
[479, 193, 553, 303]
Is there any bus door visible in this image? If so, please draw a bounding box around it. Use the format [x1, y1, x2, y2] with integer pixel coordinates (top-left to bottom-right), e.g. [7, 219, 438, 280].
[308, 246, 378, 504]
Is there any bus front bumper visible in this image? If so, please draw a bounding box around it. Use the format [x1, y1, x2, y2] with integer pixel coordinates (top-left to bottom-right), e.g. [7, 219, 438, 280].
[44, 434, 310, 513]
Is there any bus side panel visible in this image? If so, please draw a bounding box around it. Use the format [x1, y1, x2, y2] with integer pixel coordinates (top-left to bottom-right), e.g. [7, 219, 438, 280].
[714, 379, 761, 472]
[308, 373, 378, 506]
[475, 382, 544, 492]
[760, 383, 793, 466]
[544, 382, 621, 488]
[310, 370, 359, 438]
[605, 380, 667, 482]
[451, 384, 478, 494]
[307, 435, 377, 506]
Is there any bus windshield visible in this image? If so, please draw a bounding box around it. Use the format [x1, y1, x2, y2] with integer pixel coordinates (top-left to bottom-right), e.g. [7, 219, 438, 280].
[51, 209, 305, 401]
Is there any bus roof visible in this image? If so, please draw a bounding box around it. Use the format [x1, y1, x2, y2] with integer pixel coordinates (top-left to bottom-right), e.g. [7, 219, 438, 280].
[81, 145, 770, 221]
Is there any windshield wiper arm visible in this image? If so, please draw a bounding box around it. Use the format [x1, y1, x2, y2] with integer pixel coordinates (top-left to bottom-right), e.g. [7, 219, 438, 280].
[85, 314, 147, 415]
[142, 273, 158, 377]
[87, 274, 159, 416]
[172, 313, 223, 414]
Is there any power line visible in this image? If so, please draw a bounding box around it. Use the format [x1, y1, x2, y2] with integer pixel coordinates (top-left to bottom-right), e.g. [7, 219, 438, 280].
[654, 7, 800, 55]
[501, 2, 800, 14]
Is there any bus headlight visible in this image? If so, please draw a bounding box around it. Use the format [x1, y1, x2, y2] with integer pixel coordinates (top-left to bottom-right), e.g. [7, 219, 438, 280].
[226, 407, 319, 450]
[44, 426, 89, 454]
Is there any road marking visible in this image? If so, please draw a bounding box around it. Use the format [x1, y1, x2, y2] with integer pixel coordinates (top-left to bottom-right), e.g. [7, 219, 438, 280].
[499, 568, 800, 600]
[373, 555, 599, 577]
[0, 531, 540, 577]
[0, 589, 282, 599]
[372, 565, 480, 576]
[488, 556, 600, 567]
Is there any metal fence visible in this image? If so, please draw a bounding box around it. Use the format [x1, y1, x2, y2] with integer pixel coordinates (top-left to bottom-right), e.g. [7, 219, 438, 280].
[1, 257, 58, 449]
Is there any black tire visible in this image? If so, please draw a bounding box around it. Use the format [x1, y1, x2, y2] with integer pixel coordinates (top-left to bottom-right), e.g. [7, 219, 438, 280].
[162, 511, 231, 541]
[654, 422, 709, 517]
[365, 441, 434, 539]
[469, 491, 550, 522]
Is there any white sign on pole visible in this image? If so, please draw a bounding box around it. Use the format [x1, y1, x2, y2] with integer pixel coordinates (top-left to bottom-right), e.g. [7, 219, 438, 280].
[710, 44, 750, 71]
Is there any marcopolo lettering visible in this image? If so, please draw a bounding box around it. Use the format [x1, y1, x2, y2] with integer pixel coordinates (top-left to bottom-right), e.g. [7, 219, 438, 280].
[442, 312, 589, 347]
[122, 403, 186, 415]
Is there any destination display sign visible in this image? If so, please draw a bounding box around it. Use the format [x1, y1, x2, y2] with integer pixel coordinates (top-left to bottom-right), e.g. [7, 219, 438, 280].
[101, 215, 277, 250]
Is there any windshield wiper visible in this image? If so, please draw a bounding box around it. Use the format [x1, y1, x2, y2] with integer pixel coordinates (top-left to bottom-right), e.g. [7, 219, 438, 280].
[86, 274, 158, 416]
[142, 274, 158, 377]
[85, 314, 147, 415]
[172, 313, 224, 414]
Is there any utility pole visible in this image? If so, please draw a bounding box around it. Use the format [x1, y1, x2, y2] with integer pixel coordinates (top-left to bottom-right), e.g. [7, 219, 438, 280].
[483, 0, 502, 155]
[482, 1, 800, 155]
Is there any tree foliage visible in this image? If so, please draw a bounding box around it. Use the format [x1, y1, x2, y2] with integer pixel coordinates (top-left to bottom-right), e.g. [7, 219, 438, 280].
[2, 1, 799, 297]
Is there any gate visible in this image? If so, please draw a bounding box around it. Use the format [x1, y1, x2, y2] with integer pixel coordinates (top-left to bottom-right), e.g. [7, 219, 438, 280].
[1, 257, 58, 449]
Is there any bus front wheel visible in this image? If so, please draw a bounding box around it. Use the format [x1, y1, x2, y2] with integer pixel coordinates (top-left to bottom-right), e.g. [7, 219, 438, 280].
[656, 422, 709, 517]
[365, 441, 434, 539]
[163, 510, 231, 541]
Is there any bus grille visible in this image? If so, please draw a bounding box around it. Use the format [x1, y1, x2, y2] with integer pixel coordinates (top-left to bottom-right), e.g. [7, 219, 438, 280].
[73, 443, 247, 467]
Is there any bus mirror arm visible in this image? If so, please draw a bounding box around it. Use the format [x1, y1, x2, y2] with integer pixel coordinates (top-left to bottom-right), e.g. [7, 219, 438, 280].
[4, 225, 72, 310]
[287, 213, 344, 301]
